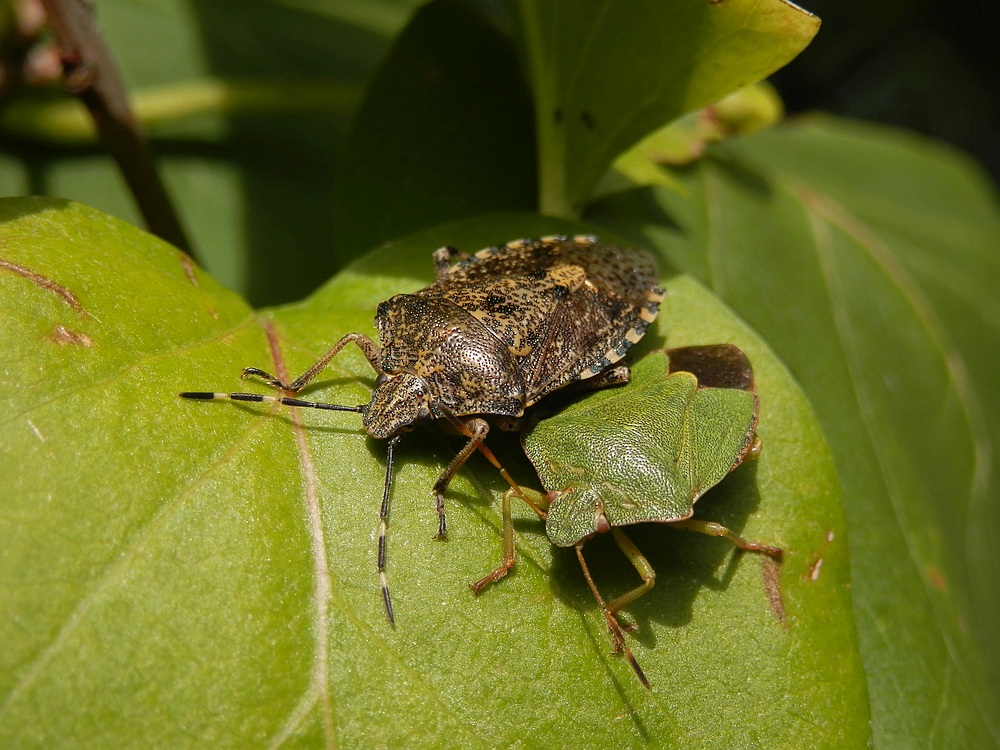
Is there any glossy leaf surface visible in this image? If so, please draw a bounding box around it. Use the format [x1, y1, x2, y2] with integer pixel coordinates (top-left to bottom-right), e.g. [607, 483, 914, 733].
[331, 0, 537, 259]
[512, 0, 820, 215]
[0, 199, 866, 747]
[588, 114, 1000, 746]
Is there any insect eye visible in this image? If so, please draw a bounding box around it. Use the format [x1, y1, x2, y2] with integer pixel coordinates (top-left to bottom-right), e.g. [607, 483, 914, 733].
[375, 373, 389, 387]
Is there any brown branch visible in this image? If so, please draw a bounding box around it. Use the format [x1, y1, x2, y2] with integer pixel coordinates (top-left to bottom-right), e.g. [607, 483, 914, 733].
[40, 0, 192, 253]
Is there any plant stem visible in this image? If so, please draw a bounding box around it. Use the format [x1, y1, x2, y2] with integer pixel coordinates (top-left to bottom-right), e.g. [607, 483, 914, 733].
[39, 0, 191, 253]
[2, 79, 363, 144]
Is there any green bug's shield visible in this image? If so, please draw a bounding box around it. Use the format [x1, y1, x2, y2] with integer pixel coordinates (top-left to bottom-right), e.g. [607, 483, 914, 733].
[524, 349, 759, 547]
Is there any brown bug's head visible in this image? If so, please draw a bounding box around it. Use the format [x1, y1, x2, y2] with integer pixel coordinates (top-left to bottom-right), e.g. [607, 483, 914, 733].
[362, 371, 433, 439]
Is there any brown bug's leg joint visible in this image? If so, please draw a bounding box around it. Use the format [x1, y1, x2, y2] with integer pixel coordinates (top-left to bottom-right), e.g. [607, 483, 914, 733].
[430, 415, 491, 540]
[580, 364, 631, 391]
[241, 367, 288, 389]
[287, 333, 383, 392]
[433, 491, 448, 540]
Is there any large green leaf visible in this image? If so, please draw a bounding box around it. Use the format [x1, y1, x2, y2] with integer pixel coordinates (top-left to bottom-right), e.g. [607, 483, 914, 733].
[588, 114, 1000, 746]
[1, 0, 819, 297]
[0, 199, 866, 747]
[511, 0, 820, 216]
[330, 0, 537, 259]
[0, 0, 422, 303]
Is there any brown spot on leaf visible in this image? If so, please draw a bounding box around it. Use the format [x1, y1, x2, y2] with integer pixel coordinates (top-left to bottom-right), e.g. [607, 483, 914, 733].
[927, 566, 947, 592]
[0, 258, 86, 314]
[804, 528, 836, 582]
[806, 556, 823, 582]
[179, 252, 200, 287]
[762, 556, 786, 626]
[50, 325, 93, 347]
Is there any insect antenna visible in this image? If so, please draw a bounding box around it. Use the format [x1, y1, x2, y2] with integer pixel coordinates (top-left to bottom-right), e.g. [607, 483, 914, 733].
[179, 390, 366, 415]
[379, 435, 402, 625]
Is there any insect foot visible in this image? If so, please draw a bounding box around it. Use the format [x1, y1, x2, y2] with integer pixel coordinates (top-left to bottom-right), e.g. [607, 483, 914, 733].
[478, 345, 783, 687]
[180, 235, 664, 623]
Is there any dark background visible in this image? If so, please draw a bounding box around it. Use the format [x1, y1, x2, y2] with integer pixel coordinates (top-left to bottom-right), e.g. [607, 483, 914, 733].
[773, 0, 999, 181]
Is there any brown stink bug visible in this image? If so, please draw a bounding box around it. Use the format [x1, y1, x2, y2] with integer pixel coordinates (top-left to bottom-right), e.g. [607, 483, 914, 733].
[180, 235, 664, 621]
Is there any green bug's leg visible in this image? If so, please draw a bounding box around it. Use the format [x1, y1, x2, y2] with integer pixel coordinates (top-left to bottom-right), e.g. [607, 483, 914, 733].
[602, 528, 657, 624]
[242, 332, 383, 392]
[672, 520, 783, 561]
[576, 538, 651, 689]
[470, 487, 549, 593]
[469, 488, 515, 592]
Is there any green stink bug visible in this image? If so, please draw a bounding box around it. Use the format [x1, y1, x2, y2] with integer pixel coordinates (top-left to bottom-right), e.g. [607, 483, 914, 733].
[473, 345, 782, 686]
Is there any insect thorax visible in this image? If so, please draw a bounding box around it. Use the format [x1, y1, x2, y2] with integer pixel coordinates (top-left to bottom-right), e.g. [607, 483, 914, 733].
[373, 294, 528, 427]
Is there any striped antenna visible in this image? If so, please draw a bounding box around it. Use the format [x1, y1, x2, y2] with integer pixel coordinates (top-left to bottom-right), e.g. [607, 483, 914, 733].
[379, 435, 402, 624]
[179, 390, 365, 414]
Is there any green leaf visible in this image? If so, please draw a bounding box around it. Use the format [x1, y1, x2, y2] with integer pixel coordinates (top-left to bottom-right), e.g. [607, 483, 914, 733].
[512, 0, 820, 216]
[331, 0, 537, 259]
[608, 82, 786, 193]
[0, 0, 420, 303]
[1, 199, 867, 747]
[588, 114, 1000, 745]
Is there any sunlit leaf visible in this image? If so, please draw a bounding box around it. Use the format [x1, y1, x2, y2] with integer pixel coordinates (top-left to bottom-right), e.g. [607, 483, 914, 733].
[512, 0, 820, 216]
[331, 0, 536, 259]
[588, 114, 1000, 746]
[0, 199, 866, 747]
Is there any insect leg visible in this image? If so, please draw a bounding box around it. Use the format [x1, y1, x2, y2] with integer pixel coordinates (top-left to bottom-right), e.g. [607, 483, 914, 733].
[469, 486, 549, 593]
[434, 404, 548, 526]
[603, 528, 657, 618]
[242, 332, 382, 392]
[672, 520, 783, 561]
[575, 541, 650, 689]
[430, 417, 491, 539]
[578, 364, 631, 390]
[472, 439, 548, 519]
[432, 246, 468, 278]
[469, 488, 515, 593]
